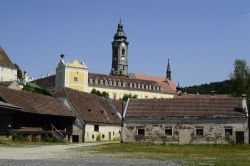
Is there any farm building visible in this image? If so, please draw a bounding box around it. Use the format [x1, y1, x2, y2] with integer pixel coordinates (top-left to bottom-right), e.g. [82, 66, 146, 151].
[56, 87, 122, 142]
[122, 95, 249, 144]
[0, 86, 75, 141]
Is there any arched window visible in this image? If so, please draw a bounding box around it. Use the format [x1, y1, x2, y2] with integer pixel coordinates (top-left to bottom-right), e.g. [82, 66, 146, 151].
[122, 48, 125, 55]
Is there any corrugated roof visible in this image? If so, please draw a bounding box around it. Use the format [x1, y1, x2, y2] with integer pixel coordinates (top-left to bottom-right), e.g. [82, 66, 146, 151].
[126, 97, 245, 118]
[0, 47, 17, 69]
[56, 88, 122, 124]
[0, 86, 73, 117]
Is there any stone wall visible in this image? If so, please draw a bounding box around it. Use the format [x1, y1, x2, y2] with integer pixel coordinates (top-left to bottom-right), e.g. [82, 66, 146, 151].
[122, 118, 249, 144]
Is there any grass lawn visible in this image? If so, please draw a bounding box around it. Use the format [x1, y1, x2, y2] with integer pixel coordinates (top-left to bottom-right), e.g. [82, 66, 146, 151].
[74, 143, 250, 166]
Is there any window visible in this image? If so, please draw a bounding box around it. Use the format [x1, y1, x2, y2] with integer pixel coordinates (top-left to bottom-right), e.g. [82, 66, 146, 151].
[137, 128, 145, 136]
[92, 135, 95, 139]
[196, 128, 204, 136]
[94, 125, 99, 132]
[121, 56, 125, 61]
[74, 77, 78, 82]
[225, 129, 233, 136]
[102, 134, 105, 139]
[122, 48, 125, 55]
[113, 93, 117, 100]
[165, 128, 172, 136]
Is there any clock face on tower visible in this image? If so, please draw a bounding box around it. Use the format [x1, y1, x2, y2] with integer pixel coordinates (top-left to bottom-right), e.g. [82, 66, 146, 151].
[121, 42, 126, 47]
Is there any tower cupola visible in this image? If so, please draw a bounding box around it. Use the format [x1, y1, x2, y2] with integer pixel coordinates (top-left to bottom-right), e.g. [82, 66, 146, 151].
[111, 19, 129, 77]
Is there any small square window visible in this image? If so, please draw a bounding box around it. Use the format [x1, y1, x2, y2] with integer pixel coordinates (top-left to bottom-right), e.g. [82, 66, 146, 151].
[94, 125, 99, 132]
[165, 128, 172, 136]
[74, 77, 78, 82]
[225, 129, 233, 136]
[137, 128, 145, 136]
[196, 128, 204, 136]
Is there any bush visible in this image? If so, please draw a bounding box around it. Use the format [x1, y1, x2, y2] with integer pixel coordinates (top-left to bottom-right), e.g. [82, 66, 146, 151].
[9, 130, 25, 141]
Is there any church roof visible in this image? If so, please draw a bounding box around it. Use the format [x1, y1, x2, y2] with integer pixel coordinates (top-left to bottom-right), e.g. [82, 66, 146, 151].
[88, 73, 166, 93]
[0, 47, 17, 69]
[135, 74, 176, 93]
[33, 72, 176, 94]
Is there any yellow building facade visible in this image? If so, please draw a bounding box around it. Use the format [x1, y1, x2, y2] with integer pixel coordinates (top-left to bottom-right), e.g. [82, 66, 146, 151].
[53, 58, 175, 100]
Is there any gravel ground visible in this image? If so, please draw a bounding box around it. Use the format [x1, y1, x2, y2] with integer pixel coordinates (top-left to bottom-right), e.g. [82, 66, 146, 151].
[0, 158, 179, 166]
[0, 142, 181, 166]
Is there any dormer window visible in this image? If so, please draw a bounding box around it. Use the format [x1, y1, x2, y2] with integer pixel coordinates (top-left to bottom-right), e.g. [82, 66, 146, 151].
[89, 79, 93, 84]
[122, 82, 126, 87]
[113, 81, 116, 86]
[138, 84, 141, 88]
[129, 83, 133, 88]
[100, 80, 103, 85]
[141, 84, 144, 89]
[109, 80, 113, 86]
[95, 79, 98, 84]
[134, 83, 137, 88]
[118, 82, 121, 87]
[105, 80, 108, 86]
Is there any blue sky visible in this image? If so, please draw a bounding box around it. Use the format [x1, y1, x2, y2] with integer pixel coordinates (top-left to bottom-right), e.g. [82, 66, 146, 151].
[1, 0, 250, 86]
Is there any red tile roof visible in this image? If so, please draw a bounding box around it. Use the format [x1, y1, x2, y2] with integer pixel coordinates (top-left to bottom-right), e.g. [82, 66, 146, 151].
[126, 97, 245, 118]
[56, 88, 122, 124]
[135, 74, 176, 93]
[0, 86, 73, 117]
[0, 47, 16, 69]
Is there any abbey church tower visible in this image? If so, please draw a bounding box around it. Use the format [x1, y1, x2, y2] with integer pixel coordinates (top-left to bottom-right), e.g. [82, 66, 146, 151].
[111, 19, 129, 77]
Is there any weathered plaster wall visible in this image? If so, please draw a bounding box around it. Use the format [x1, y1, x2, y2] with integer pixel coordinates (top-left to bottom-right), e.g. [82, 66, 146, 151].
[84, 124, 121, 142]
[122, 118, 249, 144]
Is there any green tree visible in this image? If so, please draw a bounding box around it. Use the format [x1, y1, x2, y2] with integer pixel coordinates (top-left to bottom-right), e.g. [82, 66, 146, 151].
[122, 94, 137, 101]
[90, 89, 109, 98]
[15, 63, 23, 81]
[230, 59, 250, 98]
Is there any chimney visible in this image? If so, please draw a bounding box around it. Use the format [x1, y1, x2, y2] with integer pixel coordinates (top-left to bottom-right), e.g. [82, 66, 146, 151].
[242, 94, 248, 117]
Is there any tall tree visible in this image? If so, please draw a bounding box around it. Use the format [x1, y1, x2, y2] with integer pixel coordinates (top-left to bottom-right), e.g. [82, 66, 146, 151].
[15, 63, 23, 81]
[230, 59, 250, 98]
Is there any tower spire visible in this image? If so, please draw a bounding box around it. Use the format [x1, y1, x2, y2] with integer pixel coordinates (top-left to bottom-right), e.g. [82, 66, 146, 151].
[166, 59, 171, 80]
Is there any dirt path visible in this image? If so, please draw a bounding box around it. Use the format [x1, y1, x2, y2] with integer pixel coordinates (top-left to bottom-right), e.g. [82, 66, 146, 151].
[0, 142, 118, 160]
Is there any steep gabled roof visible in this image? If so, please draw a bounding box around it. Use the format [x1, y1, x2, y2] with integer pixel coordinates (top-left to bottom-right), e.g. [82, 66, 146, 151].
[56, 88, 122, 124]
[32, 75, 56, 89]
[0, 47, 17, 69]
[0, 86, 73, 117]
[126, 97, 245, 118]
